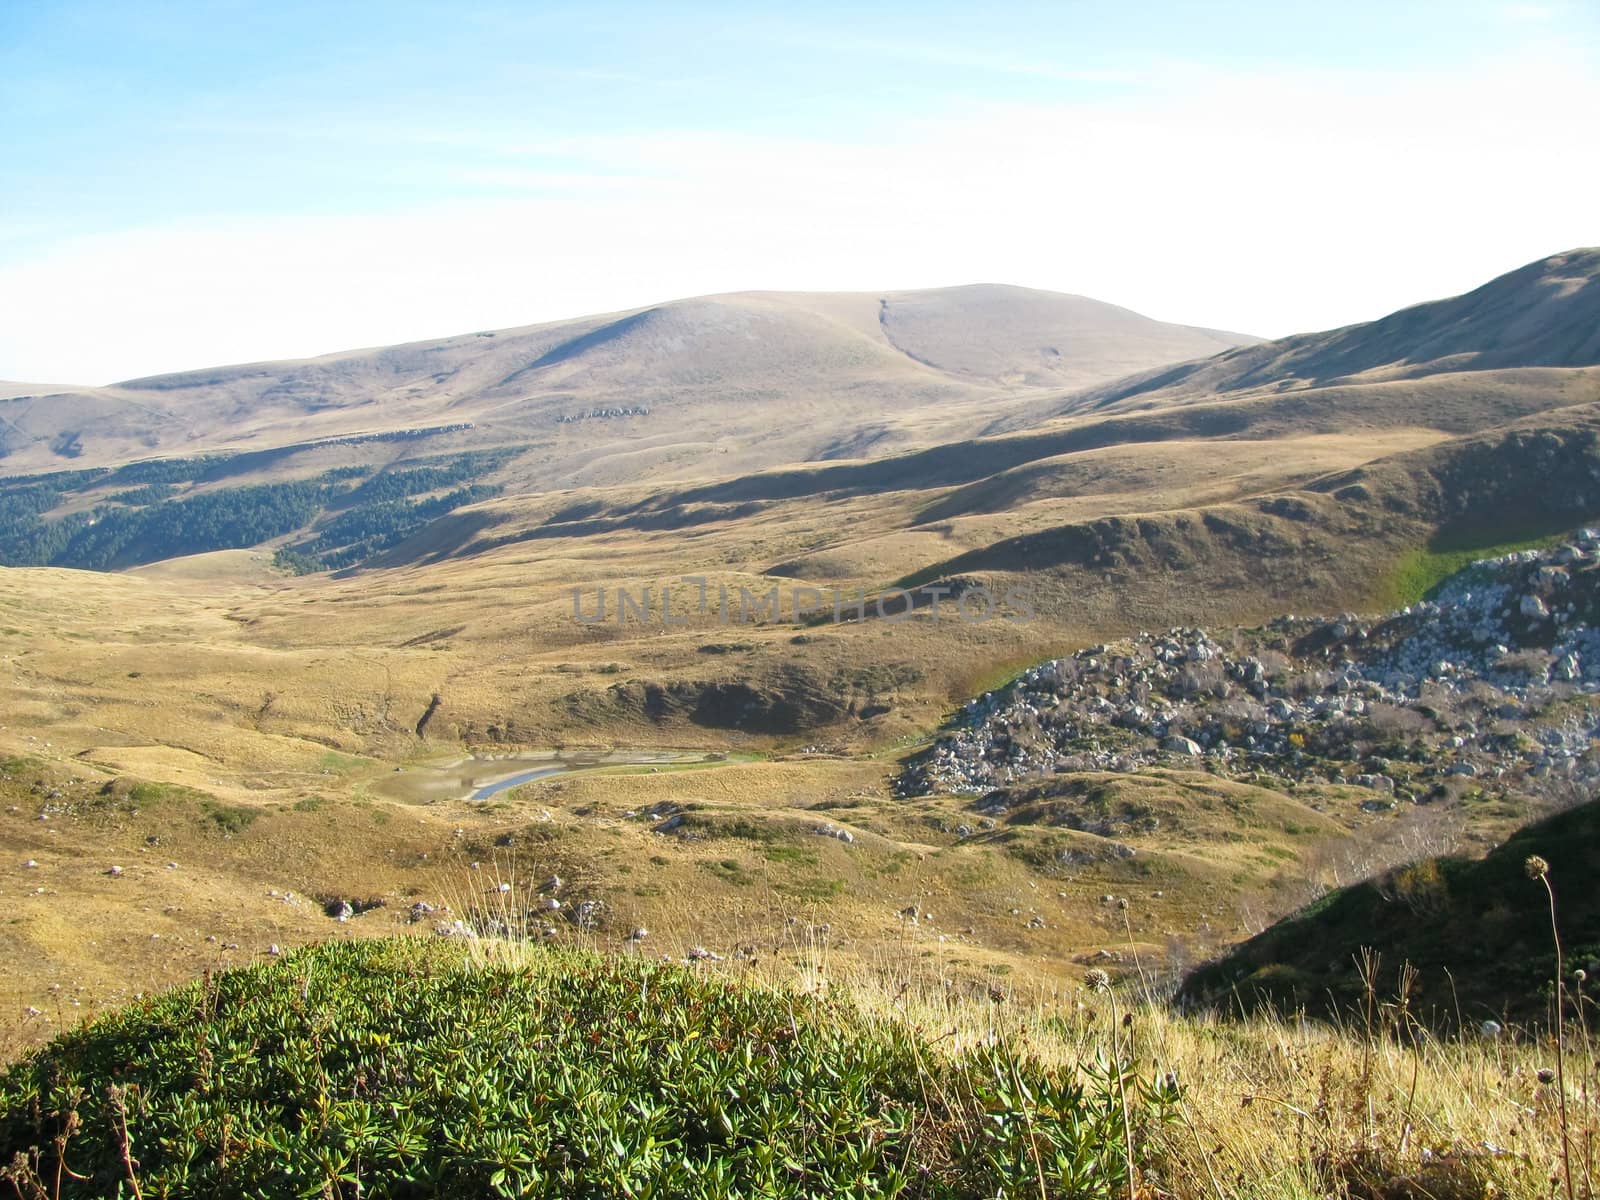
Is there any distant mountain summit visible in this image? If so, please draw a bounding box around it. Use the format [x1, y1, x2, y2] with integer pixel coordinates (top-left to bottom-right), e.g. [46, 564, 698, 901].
[872, 283, 1256, 389]
[0, 286, 1257, 478]
[6, 248, 1599, 582]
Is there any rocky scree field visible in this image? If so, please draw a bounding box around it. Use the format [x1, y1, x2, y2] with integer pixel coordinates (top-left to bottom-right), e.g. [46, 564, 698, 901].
[901, 531, 1600, 820]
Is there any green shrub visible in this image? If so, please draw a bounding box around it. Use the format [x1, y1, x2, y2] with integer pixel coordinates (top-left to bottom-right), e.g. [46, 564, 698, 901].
[0, 939, 1174, 1199]
[198, 800, 259, 836]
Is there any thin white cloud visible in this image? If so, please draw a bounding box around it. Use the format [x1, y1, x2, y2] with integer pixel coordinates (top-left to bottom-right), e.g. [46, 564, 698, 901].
[1499, 3, 1556, 22]
[2, 54, 1596, 383]
[767, 29, 1148, 85]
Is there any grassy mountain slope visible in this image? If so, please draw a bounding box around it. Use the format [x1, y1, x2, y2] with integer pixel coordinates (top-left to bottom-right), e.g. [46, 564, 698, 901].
[898, 403, 1600, 610]
[1176, 799, 1600, 1026]
[415, 398, 1600, 658]
[0, 287, 1255, 482]
[4, 251, 1596, 586]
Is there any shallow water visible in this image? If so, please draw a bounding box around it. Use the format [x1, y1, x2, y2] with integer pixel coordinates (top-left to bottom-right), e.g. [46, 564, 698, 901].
[376, 749, 728, 804]
[469, 765, 569, 800]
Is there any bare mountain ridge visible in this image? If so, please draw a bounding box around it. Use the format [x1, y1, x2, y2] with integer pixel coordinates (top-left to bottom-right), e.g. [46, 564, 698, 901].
[1051, 246, 1600, 417]
[0, 286, 1257, 479]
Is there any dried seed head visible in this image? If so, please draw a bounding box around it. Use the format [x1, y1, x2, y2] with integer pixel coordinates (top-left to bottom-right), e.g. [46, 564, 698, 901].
[1525, 855, 1550, 881]
[1083, 968, 1111, 993]
[1537, 1067, 1556, 1085]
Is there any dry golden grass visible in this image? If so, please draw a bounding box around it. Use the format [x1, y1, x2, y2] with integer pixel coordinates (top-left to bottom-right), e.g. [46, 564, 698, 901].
[422, 905, 1597, 1200]
[886, 975, 1598, 1199]
[0, 414, 1460, 790]
[0, 724, 1467, 1079]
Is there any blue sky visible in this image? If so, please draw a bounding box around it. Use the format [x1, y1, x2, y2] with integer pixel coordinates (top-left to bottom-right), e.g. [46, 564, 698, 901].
[1, 1, 1596, 382]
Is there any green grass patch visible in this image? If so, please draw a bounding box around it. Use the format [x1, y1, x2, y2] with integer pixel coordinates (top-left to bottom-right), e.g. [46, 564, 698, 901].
[125, 780, 212, 806]
[1379, 527, 1571, 608]
[960, 658, 1038, 701]
[761, 845, 819, 867]
[0, 938, 1171, 1198]
[198, 800, 260, 836]
[706, 816, 780, 843]
[775, 876, 846, 902]
[700, 858, 758, 887]
[866, 850, 917, 878]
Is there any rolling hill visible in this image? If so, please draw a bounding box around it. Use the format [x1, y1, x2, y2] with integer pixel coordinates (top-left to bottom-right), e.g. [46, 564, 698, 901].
[872, 283, 1252, 387]
[7, 251, 1598, 593]
[0, 286, 1257, 484]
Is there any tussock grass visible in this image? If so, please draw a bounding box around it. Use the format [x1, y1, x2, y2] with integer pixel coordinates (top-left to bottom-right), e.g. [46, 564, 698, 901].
[771, 935, 1598, 1200]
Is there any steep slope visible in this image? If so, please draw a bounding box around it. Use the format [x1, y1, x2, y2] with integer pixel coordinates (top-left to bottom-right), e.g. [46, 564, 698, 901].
[1055, 247, 1600, 415]
[1176, 799, 1600, 1026]
[867, 404, 1600, 634]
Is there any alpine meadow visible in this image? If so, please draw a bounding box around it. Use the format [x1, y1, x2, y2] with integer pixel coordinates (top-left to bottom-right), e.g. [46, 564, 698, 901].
[2, 4, 1599, 1197]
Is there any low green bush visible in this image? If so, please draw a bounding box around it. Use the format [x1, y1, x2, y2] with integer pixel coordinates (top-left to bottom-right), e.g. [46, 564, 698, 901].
[0, 939, 1175, 1198]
